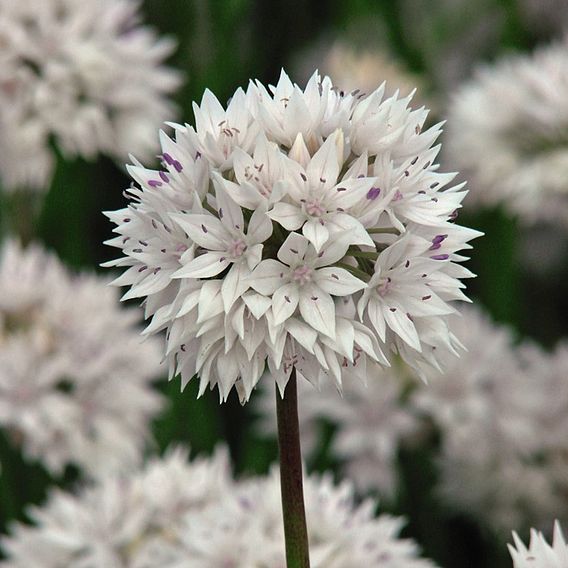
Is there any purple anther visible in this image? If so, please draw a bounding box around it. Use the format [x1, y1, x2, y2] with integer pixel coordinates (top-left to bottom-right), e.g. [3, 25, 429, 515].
[366, 187, 381, 200]
[162, 153, 174, 165]
[393, 190, 403, 202]
[429, 242, 442, 251]
[431, 254, 449, 260]
[159, 171, 169, 183]
[148, 180, 162, 188]
[432, 234, 448, 245]
[173, 160, 183, 172]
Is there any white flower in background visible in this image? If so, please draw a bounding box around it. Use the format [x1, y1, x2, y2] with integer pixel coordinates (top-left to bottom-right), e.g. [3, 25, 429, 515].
[509, 522, 568, 568]
[0, 448, 232, 567]
[180, 469, 438, 568]
[1, 449, 439, 568]
[0, 240, 164, 477]
[295, 40, 431, 109]
[105, 70, 480, 403]
[256, 369, 420, 498]
[446, 39, 568, 225]
[0, 0, 181, 192]
[412, 306, 568, 533]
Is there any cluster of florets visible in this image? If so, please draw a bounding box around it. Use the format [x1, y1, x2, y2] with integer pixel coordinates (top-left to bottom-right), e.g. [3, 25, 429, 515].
[105, 70, 480, 403]
[413, 307, 568, 533]
[1, 447, 438, 568]
[446, 38, 568, 225]
[0, 240, 164, 477]
[0, 0, 180, 192]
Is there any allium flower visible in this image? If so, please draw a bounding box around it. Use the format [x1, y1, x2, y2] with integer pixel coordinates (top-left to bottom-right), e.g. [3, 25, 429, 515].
[509, 522, 568, 568]
[256, 370, 420, 497]
[412, 306, 568, 533]
[0, 0, 181, 192]
[0, 448, 232, 567]
[446, 39, 568, 224]
[104, 70, 480, 403]
[1, 448, 439, 568]
[0, 240, 164, 477]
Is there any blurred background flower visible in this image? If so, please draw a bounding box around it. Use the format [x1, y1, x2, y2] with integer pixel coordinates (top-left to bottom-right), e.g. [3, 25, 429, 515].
[0, 0, 181, 194]
[0, 448, 439, 568]
[0, 240, 164, 478]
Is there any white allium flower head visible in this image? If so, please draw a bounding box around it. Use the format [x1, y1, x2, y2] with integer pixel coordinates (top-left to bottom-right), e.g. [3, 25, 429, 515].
[509, 522, 568, 568]
[0, 240, 164, 477]
[0, 447, 232, 567]
[104, 69, 480, 403]
[412, 305, 568, 532]
[1, 448, 439, 568]
[446, 39, 568, 225]
[0, 0, 181, 192]
[256, 369, 420, 497]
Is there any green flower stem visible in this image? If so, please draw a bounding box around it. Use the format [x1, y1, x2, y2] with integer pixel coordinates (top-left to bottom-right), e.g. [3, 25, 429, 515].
[276, 370, 310, 568]
[335, 261, 370, 282]
[367, 227, 399, 234]
[346, 250, 379, 260]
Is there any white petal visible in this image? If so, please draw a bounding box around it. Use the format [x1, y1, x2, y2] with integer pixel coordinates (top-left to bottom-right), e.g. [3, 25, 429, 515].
[285, 319, 317, 353]
[221, 263, 250, 311]
[288, 133, 311, 168]
[247, 207, 273, 244]
[213, 178, 245, 232]
[173, 252, 229, 279]
[326, 213, 374, 247]
[277, 232, 310, 265]
[302, 219, 329, 252]
[315, 267, 367, 296]
[384, 305, 421, 350]
[306, 131, 342, 190]
[242, 291, 272, 319]
[268, 202, 305, 231]
[197, 281, 224, 323]
[299, 284, 336, 338]
[272, 284, 300, 325]
[171, 213, 226, 250]
[249, 259, 287, 294]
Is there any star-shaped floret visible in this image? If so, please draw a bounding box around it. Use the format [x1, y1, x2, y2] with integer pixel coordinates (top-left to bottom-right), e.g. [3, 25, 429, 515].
[249, 233, 366, 338]
[188, 86, 259, 170]
[171, 185, 272, 310]
[269, 131, 376, 251]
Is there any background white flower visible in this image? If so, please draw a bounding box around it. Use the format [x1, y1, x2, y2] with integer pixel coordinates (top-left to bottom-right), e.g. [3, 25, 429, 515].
[0, 240, 164, 477]
[0, 0, 181, 192]
[1, 448, 439, 568]
[445, 38, 568, 225]
[0, 447, 232, 567]
[413, 306, 568, 533]
[105, 70, 480, 403]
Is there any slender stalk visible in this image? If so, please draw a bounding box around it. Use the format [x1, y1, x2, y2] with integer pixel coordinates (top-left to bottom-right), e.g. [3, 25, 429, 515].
[335, 261, 370, 282]
[276, 370, 310, 568]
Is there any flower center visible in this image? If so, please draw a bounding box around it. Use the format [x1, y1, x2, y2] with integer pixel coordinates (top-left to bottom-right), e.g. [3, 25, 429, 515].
[292, 264, 313, 285]
[377, 277, 392, 297]
[227, 239, 247, 258]
[304, 199, 325, 217]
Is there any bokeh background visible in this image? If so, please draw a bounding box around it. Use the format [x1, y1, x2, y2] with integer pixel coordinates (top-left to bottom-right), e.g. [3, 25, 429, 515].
[1, 1, 568, 566]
